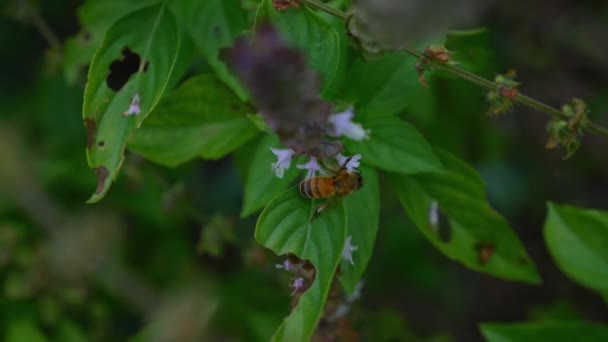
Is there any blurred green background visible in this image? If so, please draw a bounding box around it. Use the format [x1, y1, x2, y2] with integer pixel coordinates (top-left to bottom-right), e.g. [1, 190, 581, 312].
[1, 0, 607, 341]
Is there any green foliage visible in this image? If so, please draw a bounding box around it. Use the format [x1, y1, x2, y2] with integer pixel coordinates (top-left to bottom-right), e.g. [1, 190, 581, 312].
[544, 202, 608, 295]
[128, 74, 259, 166]
[4, 0, 608, 340]
[241, 135, 302, 217]
[5, 320, 47, 342]
[389, 149, 541, 284]
[480, 321, 608, 342]
[340, 165, 380, 294]
[63, 0, 158, 84]
[255, 188, 346, 341]
[340, 52, 421, 115]
[175, 0, 249, 99]
[344, 114, 443, 174]
[83, 3, 180, 202]
[256, 0, 341, 93]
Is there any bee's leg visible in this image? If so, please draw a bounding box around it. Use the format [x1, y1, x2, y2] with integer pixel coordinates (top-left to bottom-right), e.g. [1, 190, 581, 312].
[309, 198, 335, 222]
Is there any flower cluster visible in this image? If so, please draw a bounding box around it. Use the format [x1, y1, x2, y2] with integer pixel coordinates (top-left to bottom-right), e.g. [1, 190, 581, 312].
[269, 107, 369, 179]
[223, 24, 339, 157]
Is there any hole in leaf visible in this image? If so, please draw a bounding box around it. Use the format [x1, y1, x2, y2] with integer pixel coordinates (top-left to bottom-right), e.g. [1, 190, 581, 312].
[282, 253, 316, 297]
[106, 47, 141, 92]
[84, 118, 96, 149]
[474, 242, 495, 265]
[142, 61, 149, 72]
[97, 140, 106, 149]
[94, 167, 110, 195]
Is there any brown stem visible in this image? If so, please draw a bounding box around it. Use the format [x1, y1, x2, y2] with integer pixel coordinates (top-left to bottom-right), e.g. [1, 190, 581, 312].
[299, 0, 608, 139]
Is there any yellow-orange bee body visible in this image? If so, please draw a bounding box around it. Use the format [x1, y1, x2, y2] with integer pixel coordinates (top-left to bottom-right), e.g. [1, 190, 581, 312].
[299, 171, 363, 199]
[299, 156, 363, 220]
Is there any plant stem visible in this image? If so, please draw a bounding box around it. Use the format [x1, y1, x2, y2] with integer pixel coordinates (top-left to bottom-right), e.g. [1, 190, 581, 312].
[298, 0, 608, 139]
[31, 11, 62, 52]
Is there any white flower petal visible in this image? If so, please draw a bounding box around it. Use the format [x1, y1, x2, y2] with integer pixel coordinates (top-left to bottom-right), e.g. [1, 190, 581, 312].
[269, 147, 295, 178]
[297, 157, 321, 179]
[342, 235, 358, 265]
[328, 107, 371, 141]
[335, 153, 362, 172]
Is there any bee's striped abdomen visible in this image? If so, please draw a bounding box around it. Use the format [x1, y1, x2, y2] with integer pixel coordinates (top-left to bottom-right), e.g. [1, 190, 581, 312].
[299, 177, 335, 198]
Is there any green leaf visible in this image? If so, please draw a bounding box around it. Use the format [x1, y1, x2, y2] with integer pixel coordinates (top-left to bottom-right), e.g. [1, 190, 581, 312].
[175, 0, 249, 99]
[340, 52, 420, 115]
[480, 321, 608, 342]
[127, 74, 259, 166]
[388, 149, 541, 284]
[241, 135, 302, 217]
[544, 202, 608, 293]
[256, 0, 341, 94]
[5, 320, 47, 342]
[63, 0, 158, 84]
[83, 3, 180, 202]
[340, 165, 380, 294]
[255, 188, 347, 342]
[344, 115, 443, 174]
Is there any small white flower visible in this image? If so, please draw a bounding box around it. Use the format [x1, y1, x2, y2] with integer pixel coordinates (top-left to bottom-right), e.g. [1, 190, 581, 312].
[335, 153, 362, 172]
[428, 200, 439, 230]
[297, 157, 321, 179]
[291, 277, 305, 295]
[270, 147, 295, 178]
[329, 107, 371, 141]
[123, 93, 141, 117]
[342, 235, 358, 265]
[275, 259, 293, 271]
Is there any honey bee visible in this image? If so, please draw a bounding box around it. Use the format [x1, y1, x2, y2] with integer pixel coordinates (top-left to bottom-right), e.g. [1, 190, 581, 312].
[299, 156, 363, 218]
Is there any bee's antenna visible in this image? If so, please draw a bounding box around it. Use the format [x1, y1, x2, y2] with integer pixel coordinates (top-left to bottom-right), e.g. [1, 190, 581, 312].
[318, 156, 354, 174]
[338, 156, 353, 171]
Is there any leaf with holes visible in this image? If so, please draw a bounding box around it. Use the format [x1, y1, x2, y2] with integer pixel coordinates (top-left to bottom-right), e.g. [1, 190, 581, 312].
[255, 187, 346, 342]
[173, 0, 249, 99]
[339, 165, 380, 295]
[544, 202, 608, 294]
[255, 0, 340, 94]
[127, 74, 259, 167]
[83, 3, 180, 203]
[480, 321, 608, 342]
[344, 115, 443, 174]
[63, 0, 158, 84]
[388, 149, 541, 284]
[241, 135, 303, 217]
